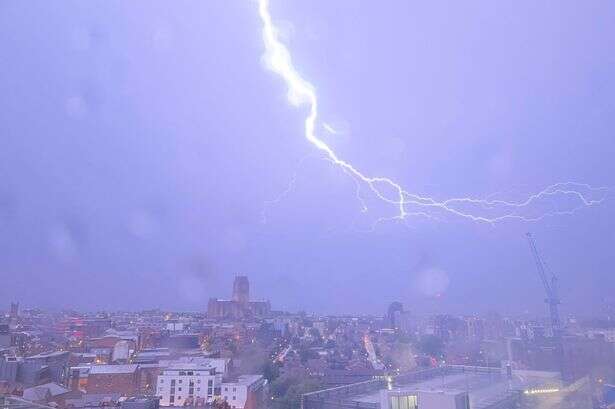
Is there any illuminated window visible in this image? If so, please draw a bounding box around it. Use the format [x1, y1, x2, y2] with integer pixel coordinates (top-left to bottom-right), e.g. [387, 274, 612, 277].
[390, 395, 418, 409]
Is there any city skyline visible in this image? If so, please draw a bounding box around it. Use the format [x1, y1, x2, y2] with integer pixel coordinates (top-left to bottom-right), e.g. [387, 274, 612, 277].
[2, 1, 614, 408]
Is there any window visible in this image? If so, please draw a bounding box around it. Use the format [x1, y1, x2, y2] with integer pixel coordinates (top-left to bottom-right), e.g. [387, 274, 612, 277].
[187, 371, 193, 375]
[232, 396, 236, 400]
[208, 380, 213, 387]
[179, 371, 186, 376]
[224, 387, 228, 392]
[197, 379, 201, 384]
[178, 387, 182, 392]
[197, 388, 200, 392]
[232, 387, 236, 392]
[159, 379, 164, 383]
[179, 380, 183, 384]
[390, 395, 418, 409]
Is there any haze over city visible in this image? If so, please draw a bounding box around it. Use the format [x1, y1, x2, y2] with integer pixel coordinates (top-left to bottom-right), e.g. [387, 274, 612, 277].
[1, 1, 614, 315]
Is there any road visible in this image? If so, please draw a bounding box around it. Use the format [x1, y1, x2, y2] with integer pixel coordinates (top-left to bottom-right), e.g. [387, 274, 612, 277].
[363, 334, 385, 370]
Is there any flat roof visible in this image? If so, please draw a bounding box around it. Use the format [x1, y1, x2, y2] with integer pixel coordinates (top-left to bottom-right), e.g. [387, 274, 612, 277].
[136, 351, 170, 357]
[26, 351, 68, 359]
[351, 370, 559, 408]
[223, 375, 263, 385]
[305, 367, 561, 409]
[0, 396, 55, 409]
[89, 364, 138, 374]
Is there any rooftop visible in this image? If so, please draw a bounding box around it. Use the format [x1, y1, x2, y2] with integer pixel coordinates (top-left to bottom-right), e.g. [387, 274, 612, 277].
[162, 362, 219, 372]
[89, 364, 139, 374]
[304, 366, 561, 409]
[223, 375, 263, 385]
[23, 382, 70, 401]
[26, 351, 68, 359]
[0, 396, 53, 409]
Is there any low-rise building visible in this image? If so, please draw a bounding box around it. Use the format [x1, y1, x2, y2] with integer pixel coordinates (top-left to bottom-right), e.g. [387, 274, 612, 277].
[380, 389, 469, 409]
[22, 382, 72, 407]
[156, 364, 221, 406]
[219, 375, 266, 409]
[120, 396, 160, 409]
[87, 364, 140, 396]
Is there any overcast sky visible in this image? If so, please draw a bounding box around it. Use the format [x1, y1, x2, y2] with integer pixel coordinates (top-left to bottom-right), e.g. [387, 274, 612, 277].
[1, 1, 614, 316]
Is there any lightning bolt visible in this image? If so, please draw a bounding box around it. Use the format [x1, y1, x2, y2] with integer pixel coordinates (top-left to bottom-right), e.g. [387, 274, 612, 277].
[257, 0, 608, 225]
[261, 154, 314, 224]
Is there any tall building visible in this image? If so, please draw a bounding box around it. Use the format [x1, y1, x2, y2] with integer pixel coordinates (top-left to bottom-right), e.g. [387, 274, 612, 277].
[232, 276, 250, 305]
[386, 302, 403, 329]
[0, 324, 10, 348]
[386, 302, 414, 334]
[207, 276, 270, 319]
[9, 302, 18, 319]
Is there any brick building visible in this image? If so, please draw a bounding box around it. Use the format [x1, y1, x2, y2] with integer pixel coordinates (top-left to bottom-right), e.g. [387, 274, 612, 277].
[87, 364, 140, 396]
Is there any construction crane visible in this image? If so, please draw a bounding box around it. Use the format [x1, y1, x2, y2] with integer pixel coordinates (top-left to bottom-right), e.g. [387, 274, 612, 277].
[526, 232, 561, 337]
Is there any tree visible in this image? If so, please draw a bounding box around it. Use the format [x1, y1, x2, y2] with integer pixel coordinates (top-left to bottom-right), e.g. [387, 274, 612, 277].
[271, 376, 323, 409]
[263, 361, 280, 382]
[299, 348, 318, 364]
[308, 328, 323, 346]
[418, 335, 444, 358]
[212, 399, 230, 409]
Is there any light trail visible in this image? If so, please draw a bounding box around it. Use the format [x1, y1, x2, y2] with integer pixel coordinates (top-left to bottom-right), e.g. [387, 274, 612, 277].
[363, 333, 385, 370]
[257, 0, 608, 225]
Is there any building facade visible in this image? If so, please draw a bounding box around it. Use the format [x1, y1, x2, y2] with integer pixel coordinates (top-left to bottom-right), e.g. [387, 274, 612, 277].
[220, 375, 266, 409]
[87, 364, 140, 396]
[156, 364, 221, 406]
[207, 276, 271, 319]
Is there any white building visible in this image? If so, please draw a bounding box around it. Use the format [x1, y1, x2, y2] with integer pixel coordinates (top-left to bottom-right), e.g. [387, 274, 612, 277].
[157, 363, 222, 406]
[219, 375, 266, 409]
[380, 389, 469, 409]
[159, 356, 230, 375]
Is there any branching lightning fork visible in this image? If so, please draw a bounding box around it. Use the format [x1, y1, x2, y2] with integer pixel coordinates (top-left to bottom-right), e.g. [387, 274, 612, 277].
[257, 0, 607, 225]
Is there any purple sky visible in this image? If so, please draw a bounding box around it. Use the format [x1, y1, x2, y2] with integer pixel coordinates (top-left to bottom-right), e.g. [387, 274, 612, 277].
[1, 1, 614, 316]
